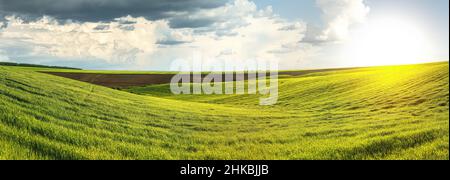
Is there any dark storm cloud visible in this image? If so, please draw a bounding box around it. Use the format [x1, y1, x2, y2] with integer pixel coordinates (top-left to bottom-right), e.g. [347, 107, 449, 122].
[0, 15, 6, 29]
[0, 11, 6, 23]
[0, 0, 229, 28]
[168, 17, 216, 29]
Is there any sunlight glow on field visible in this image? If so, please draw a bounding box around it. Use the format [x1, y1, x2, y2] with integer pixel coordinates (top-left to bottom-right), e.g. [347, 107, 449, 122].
[345, 15, 434, 66]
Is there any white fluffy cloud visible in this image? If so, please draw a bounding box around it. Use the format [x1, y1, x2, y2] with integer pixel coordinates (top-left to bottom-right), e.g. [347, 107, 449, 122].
[173, 0, 307, 66]
[0, 0, 370, 70]
[1, 16, 161, 65]
[304, 0, 370, 43]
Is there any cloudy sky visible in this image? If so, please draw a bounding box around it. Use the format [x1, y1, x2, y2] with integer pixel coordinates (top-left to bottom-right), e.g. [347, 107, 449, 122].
[0, 0, 448, 70]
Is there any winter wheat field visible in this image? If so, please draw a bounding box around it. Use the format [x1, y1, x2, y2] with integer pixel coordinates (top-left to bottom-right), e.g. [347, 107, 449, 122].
[0, 62, 448, 160]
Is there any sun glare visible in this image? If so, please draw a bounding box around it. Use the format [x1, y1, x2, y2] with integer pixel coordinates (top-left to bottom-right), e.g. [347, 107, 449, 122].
[345, 16, 433, 66]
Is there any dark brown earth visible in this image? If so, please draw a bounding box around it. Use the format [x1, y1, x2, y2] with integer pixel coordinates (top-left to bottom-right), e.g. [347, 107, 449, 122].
[43, 72, 183, 88]
[42, 68, 355, 88]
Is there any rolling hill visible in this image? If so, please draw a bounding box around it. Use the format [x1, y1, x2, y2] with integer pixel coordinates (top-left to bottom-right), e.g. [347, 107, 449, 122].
[0, 62, 448, 160]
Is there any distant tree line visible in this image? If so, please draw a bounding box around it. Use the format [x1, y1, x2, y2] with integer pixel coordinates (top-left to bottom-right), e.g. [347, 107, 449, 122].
[0, 62, 81, 70]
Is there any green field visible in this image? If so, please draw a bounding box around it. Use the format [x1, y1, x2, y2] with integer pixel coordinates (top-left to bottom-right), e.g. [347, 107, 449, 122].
[0, 62, 448, 160]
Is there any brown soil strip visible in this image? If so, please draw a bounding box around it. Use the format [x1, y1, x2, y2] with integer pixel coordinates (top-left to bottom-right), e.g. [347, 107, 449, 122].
[42, 68, 355, 88]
